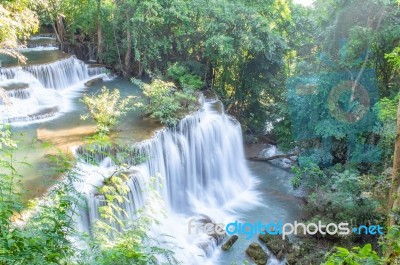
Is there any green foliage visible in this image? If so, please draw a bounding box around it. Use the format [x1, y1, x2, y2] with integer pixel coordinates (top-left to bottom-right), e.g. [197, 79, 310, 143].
[0, 0, 39, 62]
[49, 0, 288, 134]
[132, 78, 196, 126]
[292, 162, 383, 225]
[0, 124, 82, 264]
[385, 47, 400, 72]
[323, 244, 380, 265]
[373, 94, 399, 166]
[376, 95, 399, 123]
[382, 226, 400, 264]
[167, 63, 203, 90]
[324, 226, 400, 264]
[87, 156, 177, 265]
[291, 158, 327, 190]
[81, 87, 135, 135]
[0, 125, 23, 262]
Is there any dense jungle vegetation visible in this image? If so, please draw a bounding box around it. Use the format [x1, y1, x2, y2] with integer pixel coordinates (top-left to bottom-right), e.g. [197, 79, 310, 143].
[1, 0, 400, 264]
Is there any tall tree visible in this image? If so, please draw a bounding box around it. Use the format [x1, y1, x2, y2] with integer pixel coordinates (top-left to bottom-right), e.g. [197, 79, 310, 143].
[389, 94, 400, 226]
[387, 47, 400, 226]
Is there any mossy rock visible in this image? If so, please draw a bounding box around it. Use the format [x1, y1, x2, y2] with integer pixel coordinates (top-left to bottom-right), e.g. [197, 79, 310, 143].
[84, 77, 103, 87]
[285, 238, 324, 265]
[246, 243, 268, 265]
[258, 233, 292, 256]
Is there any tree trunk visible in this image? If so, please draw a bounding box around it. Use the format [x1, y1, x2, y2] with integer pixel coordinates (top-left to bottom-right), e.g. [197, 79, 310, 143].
[52, 24, 62, 48]
[389, 95, 400, 226]
[123, 20, 132, 77]
[96, 0, 103, 62]
[97, 22, 103, 62]
[54, 14, 66, 50]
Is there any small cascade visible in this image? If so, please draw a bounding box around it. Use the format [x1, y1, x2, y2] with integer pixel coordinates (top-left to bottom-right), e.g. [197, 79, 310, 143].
[1, 57, 105, 89]
[260, 144, 296, 168]
[26, 37, 57, 49]
[76, 98, 256, 264]
[4, 83, 31, 99]
[7, 89, 31, 99]
[5, 107, 59, 123]
[0, 55, 107, 124]
[27, 42, 57, 48]
[30, 34, 57, 39]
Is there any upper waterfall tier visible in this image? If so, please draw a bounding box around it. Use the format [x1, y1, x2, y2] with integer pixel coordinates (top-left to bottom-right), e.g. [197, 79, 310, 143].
[0, 57, 107, 124]
[0, 56, 105, 89]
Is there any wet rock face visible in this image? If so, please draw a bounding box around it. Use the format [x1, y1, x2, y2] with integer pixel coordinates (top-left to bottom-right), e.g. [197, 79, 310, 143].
[246, 242, 268, 265]
[258, 232, 326, 265]
[190, 214, 227, 255]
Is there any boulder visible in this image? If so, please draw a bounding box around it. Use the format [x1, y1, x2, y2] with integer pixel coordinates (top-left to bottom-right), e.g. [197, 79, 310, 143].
[258, 233, 292, 257]
[246, 243, 268, 265]
[196, 214, 226, 244]
[84, 77, 103, 87]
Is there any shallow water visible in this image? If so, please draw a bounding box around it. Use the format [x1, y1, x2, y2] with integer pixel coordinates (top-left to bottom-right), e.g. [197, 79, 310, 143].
[211, 161, 303, 264]
[0, 49, 69, 67]
[10, 77, 161, 201]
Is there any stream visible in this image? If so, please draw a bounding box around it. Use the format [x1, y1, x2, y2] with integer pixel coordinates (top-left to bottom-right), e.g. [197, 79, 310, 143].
[0, 36, 303, 265]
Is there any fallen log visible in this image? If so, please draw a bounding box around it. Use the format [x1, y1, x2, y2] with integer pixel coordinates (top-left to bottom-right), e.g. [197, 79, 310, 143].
[248, 152, 298, 162]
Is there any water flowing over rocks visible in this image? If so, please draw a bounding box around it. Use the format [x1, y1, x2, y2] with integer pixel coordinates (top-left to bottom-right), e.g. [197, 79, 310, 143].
[0, 56, 107, 124]
[3, 36, 261, 265]
[75, 96, 258, 264]
[259, 233, 292, 260]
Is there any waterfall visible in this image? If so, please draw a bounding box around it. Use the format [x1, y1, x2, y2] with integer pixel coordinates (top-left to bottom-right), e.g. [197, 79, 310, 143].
[1, 36, 260, 264]
[76, 98, 257, 264]
[0, 56, 107, 124]
[1, 56, 105, 90]
[6, 87, 31, 99]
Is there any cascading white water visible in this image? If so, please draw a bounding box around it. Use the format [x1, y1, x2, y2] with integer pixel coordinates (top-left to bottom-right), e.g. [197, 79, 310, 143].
[1, 35, 274, 265]
[1, 56, 104, 89]
[0, 56, 107, 124]
[76, 98, 258, 264]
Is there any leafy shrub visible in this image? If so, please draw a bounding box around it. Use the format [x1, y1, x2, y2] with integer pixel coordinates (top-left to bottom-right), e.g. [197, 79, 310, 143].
[167, 63, 203, 90]
[89, 163, 177, 265]
[292, 161, 383, 225]
[324, 226, 400, 264]
[132, 78, 196, 126]
[0, 125, 82, 264]
[323, 244, 380, 265]
[81, 87, 134, 135]
[383, 226, 400, 264]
